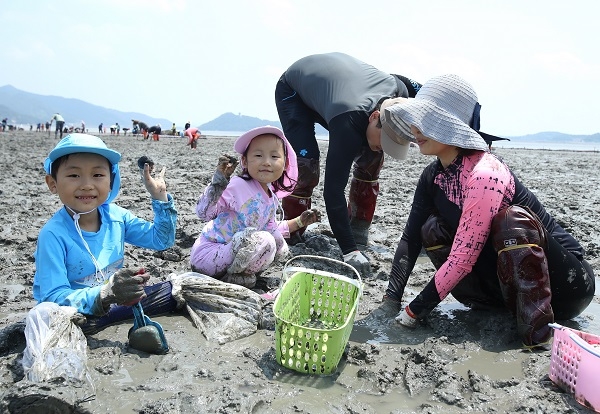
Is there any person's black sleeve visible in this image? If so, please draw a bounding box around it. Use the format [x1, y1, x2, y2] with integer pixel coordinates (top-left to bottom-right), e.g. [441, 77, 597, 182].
[386, 163, 437, 302]
[323, 112, 367, 254]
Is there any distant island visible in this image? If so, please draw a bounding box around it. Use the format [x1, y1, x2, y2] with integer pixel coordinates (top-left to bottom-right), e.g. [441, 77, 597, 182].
[198, 112, 328, 135]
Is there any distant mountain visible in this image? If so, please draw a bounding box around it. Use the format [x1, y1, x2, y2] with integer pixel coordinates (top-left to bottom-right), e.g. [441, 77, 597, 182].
[199, 112, 329, 135]
[0, 85, 171, 128]
[199, 112, 282, 131]
[506, 131, 600, 143]
[1, 84, 597, 141]
[0, 85, 330, 134]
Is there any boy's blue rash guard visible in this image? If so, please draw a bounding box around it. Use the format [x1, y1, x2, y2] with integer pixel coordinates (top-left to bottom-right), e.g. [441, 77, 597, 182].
[33, 195, 177, 315]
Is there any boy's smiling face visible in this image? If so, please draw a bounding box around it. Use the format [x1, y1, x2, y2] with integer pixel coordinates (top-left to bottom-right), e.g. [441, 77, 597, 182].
[46, 153, 112, 214]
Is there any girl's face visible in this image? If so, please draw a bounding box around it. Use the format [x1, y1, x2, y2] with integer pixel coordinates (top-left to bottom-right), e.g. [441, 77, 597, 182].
[410, 125, 459, 167]
[242, 134, 286, 193]
[46, 153, 112, 214]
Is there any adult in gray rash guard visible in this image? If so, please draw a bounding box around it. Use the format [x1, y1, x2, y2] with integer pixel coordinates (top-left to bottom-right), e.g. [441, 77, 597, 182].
[275, 52, 421, 276]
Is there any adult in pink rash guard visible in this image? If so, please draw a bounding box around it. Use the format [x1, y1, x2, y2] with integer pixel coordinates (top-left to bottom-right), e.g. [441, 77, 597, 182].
[376, 74, 595, 348]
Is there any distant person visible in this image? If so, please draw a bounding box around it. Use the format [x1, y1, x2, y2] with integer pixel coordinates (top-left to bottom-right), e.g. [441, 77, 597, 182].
[170, 123, 177, 136]
[148, 124, 161, 141]
[98, 123, 103, 134]
[36, 123, 41, 132]
[190, 126, 320, 287]
[51, 113, 66, 139]
[45, 121, 51, 132]
[374, 74, 595, 348]
[185, 127, 201, 149]
[116, 123, 120, 136]
[25, 133, 178, 359]
[275, 52, 422, 276]
[81, 120, 86, 133]
[132, 119, 149, 139]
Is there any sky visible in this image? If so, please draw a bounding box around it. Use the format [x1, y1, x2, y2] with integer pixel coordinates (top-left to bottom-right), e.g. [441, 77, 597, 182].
[1, 0, 599, 136]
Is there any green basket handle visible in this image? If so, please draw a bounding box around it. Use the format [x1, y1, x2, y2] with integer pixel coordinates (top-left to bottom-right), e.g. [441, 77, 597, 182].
[282, 254, 362, 288]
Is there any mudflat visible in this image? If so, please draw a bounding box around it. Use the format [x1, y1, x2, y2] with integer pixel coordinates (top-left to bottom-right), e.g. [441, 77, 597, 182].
[0, 131, 598, 413]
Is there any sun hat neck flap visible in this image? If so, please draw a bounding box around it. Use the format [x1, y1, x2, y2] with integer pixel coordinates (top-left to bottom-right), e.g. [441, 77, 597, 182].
[44, 133, 122, 204]
[234, 126, 298, 198]
[385, 74, 495, 151]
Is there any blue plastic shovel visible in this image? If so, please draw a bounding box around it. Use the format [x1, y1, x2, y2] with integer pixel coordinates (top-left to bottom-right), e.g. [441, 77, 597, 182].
[128, 302, 169, 354]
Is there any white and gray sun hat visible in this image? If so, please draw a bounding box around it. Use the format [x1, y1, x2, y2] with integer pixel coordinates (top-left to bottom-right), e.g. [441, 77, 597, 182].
[380, 74, 506, 158]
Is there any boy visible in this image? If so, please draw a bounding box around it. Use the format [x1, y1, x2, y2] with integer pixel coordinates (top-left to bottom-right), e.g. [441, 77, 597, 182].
[29, 133, 178, 342]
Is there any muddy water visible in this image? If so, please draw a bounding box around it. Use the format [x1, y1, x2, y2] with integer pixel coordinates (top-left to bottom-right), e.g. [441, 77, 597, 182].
[70, 281, 600, 413]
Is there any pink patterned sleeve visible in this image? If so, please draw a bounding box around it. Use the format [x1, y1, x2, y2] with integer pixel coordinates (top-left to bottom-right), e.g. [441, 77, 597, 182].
[434, 156, 512, 299]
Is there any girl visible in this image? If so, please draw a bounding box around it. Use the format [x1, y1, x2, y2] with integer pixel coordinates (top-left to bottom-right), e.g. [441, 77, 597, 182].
[377, 74, 595, 347]
[190, 126, 320, 288]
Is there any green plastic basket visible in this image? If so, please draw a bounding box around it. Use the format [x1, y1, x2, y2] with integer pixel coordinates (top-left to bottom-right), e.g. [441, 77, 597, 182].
[273, 255, 362, 375]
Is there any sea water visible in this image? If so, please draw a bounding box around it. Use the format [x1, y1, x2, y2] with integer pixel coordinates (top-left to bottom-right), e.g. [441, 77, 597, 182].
[491, 140, 599, 152]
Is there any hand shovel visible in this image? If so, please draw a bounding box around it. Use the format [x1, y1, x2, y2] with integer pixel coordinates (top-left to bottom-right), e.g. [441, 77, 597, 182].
[128, 302, 169, 354]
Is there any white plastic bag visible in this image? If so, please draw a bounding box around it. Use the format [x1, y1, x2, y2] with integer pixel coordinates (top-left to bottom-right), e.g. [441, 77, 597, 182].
[22, 302, 92, 385]
[171, 272, 266, 344]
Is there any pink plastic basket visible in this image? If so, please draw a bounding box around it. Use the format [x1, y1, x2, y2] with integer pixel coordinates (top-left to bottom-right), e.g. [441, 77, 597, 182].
[549, 323, 600, 413]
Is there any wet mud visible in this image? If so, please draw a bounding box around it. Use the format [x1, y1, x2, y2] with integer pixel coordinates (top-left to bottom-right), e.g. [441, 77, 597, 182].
[0, 131, 598, 413]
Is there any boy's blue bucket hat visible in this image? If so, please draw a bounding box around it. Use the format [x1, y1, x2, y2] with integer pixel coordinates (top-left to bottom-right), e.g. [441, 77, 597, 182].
[44, 133, 122, 204]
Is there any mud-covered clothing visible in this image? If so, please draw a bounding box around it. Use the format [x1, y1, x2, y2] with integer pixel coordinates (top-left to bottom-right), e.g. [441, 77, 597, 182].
[275, 52, 419, 254]
[33, 197, 177, 316]
[190, 172, 290, 276]
[386, 151, 594, 318]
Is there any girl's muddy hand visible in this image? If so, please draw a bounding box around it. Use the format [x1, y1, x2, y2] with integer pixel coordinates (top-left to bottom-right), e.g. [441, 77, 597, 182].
[217, 154, 239, 178]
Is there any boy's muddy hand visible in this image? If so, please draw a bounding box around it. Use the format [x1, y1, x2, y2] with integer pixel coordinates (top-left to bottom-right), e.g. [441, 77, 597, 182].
[100, 268, 150, 308]
[142, 164, 168, 202]
[217, 154, 239, 179]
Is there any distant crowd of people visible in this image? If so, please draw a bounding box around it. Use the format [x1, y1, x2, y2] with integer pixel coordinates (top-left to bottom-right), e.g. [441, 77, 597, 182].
[2, 116, 201, 144]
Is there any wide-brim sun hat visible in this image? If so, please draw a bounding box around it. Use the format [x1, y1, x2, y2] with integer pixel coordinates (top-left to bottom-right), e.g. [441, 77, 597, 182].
[381, 74, 508, 158]
[234, 126, 298, 198]
[379, 98, 412, 160]
[44, 133, 122, 204]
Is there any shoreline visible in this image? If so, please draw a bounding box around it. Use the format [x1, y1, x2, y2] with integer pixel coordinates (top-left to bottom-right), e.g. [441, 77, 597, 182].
[4, 127, 600, 152]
